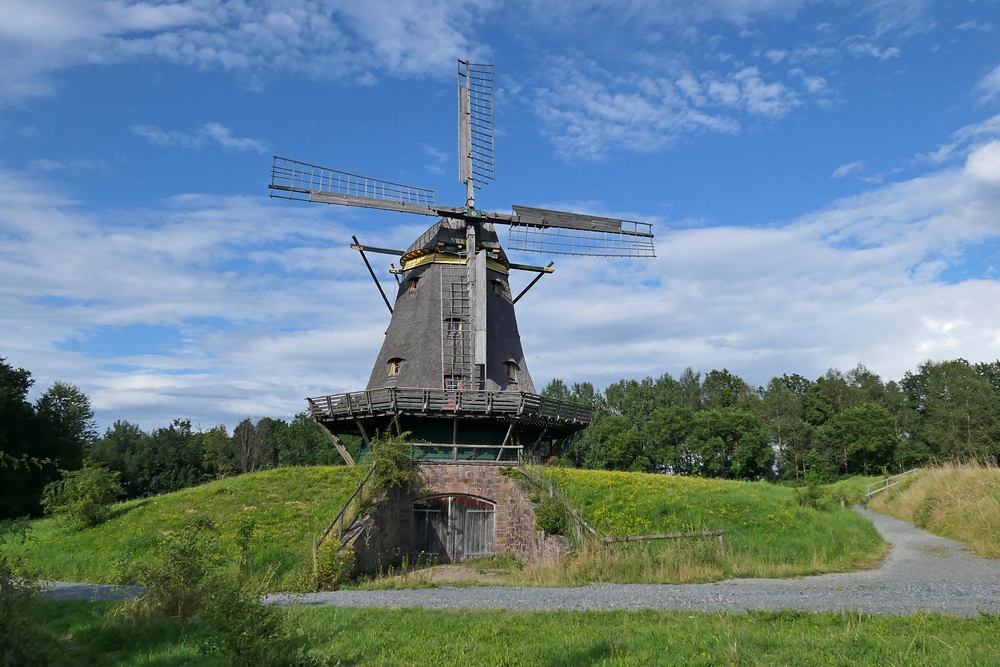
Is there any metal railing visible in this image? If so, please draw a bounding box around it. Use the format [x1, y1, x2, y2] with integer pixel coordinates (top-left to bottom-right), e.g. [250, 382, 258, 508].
[307, 388, 594, 424]
[865, 469, 920, 498]
[314, 463, 377, 558]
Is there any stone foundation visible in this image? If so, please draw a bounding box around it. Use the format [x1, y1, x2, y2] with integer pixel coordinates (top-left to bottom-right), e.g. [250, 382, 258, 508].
[347, 462, 568, 572]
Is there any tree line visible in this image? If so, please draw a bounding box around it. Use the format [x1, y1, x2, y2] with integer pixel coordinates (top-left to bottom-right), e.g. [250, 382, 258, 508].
[0, 355, 360, 519]
[542, 358, 1000, 481]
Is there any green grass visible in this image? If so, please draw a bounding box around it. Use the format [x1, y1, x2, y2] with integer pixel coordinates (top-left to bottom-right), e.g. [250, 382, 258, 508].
[28, 599, 1000, 666]
[8, 466, 366, 591]
[526, 467, 887, 583]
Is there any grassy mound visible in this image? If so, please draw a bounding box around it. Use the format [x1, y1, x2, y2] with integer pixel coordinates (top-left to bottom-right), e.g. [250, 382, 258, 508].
[870, 463, 1000, 558]
[525, 468, 886, 584]
[11, 466, 366, 591]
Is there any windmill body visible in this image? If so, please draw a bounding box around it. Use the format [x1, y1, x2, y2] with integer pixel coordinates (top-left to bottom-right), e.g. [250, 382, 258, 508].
[366, 218, 535, 395]
[268, 61, 655, 565]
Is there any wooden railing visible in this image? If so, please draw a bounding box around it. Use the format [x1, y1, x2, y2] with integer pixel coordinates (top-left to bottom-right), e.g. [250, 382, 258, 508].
[516, 466, 725, 555]
[865, 469, 919, 498]
[307, 388, 593, 424]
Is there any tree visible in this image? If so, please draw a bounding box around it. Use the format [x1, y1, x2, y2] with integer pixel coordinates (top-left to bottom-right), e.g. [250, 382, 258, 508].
[701, 369, 758, 412]
[85, 420, 149, 498]
[903, 359, 1000, 461]
[642, 406, 694, 474]
[234, 418, 272, 474]
[687, 409, 773, 480]
[271, 413, 346, 467]
[761, 377, 811, 479]
[576, 415, 643, 471]
[34, 382, 96, 470]
[816, 403, 898, 475]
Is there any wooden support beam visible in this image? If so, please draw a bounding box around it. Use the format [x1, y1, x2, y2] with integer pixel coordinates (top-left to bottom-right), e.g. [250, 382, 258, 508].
[513, 262, 554, 304]
[352, 236, 393, 314]
[354, 418, 371, 448]
[325, 431, 355, 466]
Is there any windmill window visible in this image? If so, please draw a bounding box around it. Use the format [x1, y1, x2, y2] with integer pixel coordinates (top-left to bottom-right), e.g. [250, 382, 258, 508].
[387, 358, 402, 379]
[444, 375, 463, 390]
[491, 280, 500, 294]
[505, 361, 519, 384]
[447, 319, 463, 338]
[409, 278, 419, 293]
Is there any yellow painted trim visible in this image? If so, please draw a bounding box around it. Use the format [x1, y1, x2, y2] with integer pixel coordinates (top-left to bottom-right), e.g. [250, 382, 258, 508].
[400, 251, 510, 275]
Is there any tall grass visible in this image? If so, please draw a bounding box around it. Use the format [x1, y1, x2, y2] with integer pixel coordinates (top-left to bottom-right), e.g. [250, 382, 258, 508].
[869, 462, 1000, 558]
[6, 466, 366, 591]
[521, 467, 887, 584]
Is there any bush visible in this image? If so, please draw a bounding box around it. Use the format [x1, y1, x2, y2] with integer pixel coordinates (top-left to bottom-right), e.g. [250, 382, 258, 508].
[0, 520, 50, 667]
[315, 538, 354, 591]
[370, 432, 419, 492]
[136, 514, 222, 618]
[534, 497, 566, 536]
[40, 464, 122, 527]
[199, 575, 291, 667]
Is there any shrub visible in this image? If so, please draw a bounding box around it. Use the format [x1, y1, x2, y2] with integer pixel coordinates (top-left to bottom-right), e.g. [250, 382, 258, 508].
[0, 520, 50, 667]
[136, 514, 221, 618]
[370, 432, 419, 492]
[534, 497, 566, 536]
[199, 575, 291, 667]
[40, 464, 122, 527]
[315, 538, 354, 591]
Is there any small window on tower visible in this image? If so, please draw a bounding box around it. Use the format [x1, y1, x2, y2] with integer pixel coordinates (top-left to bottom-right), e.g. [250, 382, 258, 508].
[505, 361, 520, 384]
[409, 278, 419, 293]
[444, 375, 463, 390]
[447, 319, 463, 338]
[491, 280, 500, 294]
[387, 358, 402, 379]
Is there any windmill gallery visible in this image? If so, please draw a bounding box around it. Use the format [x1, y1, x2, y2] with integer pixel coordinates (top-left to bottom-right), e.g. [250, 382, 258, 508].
[268, 61, 656, 569]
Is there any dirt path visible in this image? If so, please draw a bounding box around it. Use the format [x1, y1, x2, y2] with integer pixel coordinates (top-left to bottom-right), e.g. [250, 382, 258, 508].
[263, 509, 1000, 616]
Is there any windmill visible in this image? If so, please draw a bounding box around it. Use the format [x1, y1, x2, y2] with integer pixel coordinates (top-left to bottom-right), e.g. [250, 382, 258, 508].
[269, 60, 655, 467]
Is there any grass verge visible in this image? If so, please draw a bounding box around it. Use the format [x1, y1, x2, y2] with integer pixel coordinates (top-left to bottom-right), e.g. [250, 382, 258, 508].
[869, 462, 1000, 558]
[29, 599, 1000, 666]
[522, 468, 887, 584]
[6, 466, 366, 591]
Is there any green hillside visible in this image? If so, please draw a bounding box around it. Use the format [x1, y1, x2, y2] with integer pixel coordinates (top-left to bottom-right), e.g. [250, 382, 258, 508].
[529, 467, 886, 583]
[870, 463, 1000, 558]
[11, 466, 366, 591]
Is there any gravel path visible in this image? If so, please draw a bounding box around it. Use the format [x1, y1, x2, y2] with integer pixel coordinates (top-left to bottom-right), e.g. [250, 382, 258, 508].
[263, 509, 1000, 616]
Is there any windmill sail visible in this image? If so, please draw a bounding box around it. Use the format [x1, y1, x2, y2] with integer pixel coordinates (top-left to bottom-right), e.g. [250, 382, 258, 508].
[269, 156, 438, 216]
[505, 205, 656, 257]
[458, 61, 495, 207]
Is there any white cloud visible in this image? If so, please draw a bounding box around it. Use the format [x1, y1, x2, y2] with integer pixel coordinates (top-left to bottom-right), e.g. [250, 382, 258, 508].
[831, 161, 864, 178]
[975, 64, 1000, 104]
[131, 122, 268, 153]
[0, 0, 493, 104]
[6, 116, 1000, 428]
[965, 141, 1000, 185]
[532, 58, 801, 159]
[845, 39, 901, 61]
[956, 19, 992, 32]
[917, 114, 1000, 164]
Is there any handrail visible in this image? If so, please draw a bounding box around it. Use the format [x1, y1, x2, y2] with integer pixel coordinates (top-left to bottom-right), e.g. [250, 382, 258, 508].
[316, 463, 377, 552]
[866, 468, 919, 498]
[517, 466, 724, 555]
[307, 388, 594, 424]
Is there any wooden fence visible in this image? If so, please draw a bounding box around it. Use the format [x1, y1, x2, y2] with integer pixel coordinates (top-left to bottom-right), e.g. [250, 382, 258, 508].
[865, 469, 919, 498]
[517, 467, 725, 556]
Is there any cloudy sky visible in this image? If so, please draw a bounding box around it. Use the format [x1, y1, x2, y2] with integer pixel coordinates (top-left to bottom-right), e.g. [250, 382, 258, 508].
[2, 0, 1000, 431]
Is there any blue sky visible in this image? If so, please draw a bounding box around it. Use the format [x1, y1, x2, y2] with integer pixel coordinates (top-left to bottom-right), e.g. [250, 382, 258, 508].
[3, 0, 1000, 431]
